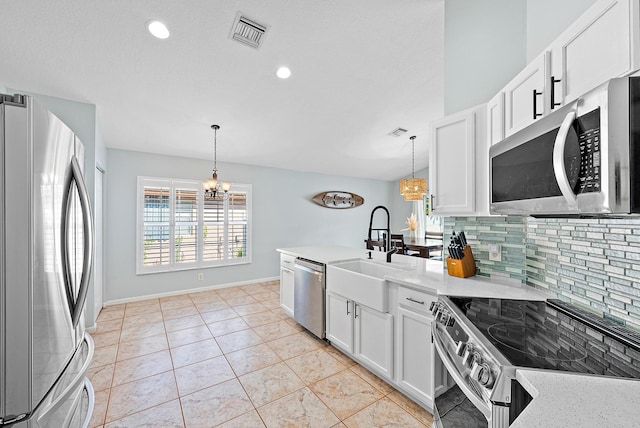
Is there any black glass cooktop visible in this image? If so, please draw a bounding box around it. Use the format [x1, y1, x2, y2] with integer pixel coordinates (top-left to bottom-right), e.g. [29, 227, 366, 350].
[449, 297, 640, 378]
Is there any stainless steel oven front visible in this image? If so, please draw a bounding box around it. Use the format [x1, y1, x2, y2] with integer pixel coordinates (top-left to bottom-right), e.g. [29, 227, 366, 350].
[430, 297, 519, 428]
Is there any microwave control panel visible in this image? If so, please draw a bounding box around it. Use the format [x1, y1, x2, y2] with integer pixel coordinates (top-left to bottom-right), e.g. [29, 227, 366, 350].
[576, 108, 601, 194]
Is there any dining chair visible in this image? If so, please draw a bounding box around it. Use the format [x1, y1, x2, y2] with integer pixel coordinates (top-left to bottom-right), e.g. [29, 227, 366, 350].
[425, 231, 444, 259]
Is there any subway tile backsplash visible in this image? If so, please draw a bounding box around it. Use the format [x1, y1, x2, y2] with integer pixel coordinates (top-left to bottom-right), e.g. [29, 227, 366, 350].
[445, 216, 640, 330]
[443, 216, 526, 283]
[527, 217, 640, 330]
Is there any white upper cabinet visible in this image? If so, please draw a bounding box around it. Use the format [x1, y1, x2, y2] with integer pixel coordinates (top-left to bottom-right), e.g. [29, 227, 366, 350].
[496, 0, 640, 142]
[429, 105, 488, 216]
[550, 0, 640, 107]
[503, 51, 550, 138]
[487, 91, 505, 146]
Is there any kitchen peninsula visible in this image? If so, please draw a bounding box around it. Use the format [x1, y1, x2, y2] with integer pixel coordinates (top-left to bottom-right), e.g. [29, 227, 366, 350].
[276, 245, 548, 414]
[277, 245, 640, 427]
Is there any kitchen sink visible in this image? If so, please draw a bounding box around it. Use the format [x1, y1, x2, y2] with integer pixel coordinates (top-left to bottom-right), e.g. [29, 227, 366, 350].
[334, 259, 404, 278]
[326, 259, 406, 312]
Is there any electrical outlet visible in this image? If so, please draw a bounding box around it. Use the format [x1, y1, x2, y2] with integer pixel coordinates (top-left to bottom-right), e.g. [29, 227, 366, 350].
[488, 244, 502, 262]
[197, 273, 204, 281]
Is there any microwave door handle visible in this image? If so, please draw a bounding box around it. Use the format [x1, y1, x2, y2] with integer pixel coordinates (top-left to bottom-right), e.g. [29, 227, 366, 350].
[553, 111, 578, 207]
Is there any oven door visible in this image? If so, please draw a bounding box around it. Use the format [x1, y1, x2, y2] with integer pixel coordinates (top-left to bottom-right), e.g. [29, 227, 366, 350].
[432, 322, 490, 428]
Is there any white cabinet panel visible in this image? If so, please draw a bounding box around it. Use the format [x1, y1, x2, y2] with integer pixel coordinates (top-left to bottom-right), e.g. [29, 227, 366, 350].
[354, 303, 393, 378]
[429, 105, 488, 216]
[551, 0, 639, 107]
[326, 291, 353, 354]
[429, 110, 475, 215]
[504, 51, 549, 137]
[487, 91, 505, 146]
[279, 267, 294, 317]
[396, 307, 433, 405]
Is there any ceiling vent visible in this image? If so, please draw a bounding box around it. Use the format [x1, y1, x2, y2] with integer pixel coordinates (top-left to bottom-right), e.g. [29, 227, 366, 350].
[230, 13, 269, 49]
[388, 127, 408, 137]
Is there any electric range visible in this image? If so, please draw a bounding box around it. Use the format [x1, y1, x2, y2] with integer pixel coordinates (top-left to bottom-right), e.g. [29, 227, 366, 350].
[431, 296, 640, 428]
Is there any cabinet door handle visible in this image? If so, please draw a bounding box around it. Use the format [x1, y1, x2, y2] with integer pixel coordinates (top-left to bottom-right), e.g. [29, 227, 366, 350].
[533, 89, 543, 119]
[354, 304, 359, 319]
[406, 297, 425, 305]
[430, 194, 435, 212]
[346, 300, 351, 316]
[550, 76, 562, 110]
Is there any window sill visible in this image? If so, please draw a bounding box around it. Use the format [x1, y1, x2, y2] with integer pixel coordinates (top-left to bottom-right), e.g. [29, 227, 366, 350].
[136, 257, 252, 275]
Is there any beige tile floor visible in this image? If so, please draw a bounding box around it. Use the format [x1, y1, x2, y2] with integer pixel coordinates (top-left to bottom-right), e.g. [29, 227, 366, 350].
[88, 280, 434, 428]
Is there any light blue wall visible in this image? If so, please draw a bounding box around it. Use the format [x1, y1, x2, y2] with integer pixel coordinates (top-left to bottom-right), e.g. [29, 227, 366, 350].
[526, 0, 598, 62]
[106, 149, 396, 302]
[444, 0, 527, 114]
[444, 0, 598, 115]
[8, 88, 105, 325]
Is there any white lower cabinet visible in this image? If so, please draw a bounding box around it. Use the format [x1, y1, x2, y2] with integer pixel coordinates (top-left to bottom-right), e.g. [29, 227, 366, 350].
[354, 303, 394, 378]
[279, 267, 294, 317]
[279, 253, 296, 317]
[326, 290, 393, 377]
[326, 284, 449, 412]
[396, 307, 434, 404]
[326, 291, 353, 353]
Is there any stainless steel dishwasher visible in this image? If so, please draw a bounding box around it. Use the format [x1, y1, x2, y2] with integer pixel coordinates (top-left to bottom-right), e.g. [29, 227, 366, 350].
[293, 258, 326, 339]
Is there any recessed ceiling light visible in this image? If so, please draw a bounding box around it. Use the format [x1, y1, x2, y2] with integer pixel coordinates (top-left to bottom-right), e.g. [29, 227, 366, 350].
[147, 20, 170, 39]
[276, 67, 291, 79]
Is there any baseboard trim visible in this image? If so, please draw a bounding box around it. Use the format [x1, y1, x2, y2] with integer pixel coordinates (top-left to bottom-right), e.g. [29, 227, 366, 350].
[102, 276, 280, 307]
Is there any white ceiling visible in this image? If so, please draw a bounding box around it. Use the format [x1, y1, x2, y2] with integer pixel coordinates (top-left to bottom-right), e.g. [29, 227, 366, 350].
[0, 0, 444, 181]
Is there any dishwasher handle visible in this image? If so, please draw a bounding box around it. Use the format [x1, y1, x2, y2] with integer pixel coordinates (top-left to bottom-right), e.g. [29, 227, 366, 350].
[295, 257, 325, 273]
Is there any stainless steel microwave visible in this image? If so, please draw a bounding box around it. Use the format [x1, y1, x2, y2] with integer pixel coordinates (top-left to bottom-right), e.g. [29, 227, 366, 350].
[489, 76, 640, 216]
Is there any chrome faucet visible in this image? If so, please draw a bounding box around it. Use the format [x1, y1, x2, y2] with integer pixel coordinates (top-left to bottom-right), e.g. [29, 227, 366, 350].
[386, 247, 398, 262]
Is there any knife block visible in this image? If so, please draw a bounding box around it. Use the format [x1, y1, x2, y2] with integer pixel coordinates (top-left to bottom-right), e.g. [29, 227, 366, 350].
[446, 245, 476, 278]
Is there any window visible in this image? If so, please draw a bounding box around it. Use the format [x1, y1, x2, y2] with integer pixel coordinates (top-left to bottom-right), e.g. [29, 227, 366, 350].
[137, 177, 251, 274]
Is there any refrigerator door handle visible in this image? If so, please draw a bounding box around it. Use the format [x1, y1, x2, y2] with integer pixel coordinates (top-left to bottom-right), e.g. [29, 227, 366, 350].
[61, 155, 94, 328]
[38, 334, 95, 421]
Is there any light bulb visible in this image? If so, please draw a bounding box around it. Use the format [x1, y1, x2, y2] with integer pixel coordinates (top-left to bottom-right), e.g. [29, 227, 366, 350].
[147, 20, 170, 39]
[276, 67, 291, 79]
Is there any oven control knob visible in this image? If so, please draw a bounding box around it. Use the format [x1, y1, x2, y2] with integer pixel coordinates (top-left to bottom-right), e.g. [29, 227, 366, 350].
[462, 346, 474, 367]
[471, 362, 494, 388]
[430, 303, 440, 317]
[455, 341, 467, 357]
[441, 312, 452, 326]
[440, 313, 448, 325]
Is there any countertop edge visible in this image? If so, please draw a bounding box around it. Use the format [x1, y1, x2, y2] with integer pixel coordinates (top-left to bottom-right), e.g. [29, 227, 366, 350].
[511, 369, 640, 428]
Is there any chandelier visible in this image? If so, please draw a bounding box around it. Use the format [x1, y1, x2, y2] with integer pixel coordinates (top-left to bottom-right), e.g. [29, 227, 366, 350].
[399, 135, 427, 201]
[203, 124, 231, 199]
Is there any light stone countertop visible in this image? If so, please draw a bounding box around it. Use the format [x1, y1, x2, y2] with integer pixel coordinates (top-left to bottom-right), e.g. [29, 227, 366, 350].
[277, 245, 371, 264]
[277, 245, 550, 301]
[513, 369, 640, 428]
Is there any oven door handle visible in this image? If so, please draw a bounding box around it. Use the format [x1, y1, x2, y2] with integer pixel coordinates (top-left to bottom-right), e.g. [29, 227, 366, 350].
[553, 110, 578, 207]
[432, 323, 491, 421]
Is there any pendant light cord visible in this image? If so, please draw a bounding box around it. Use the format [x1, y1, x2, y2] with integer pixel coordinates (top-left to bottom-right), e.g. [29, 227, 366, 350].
[410, 135, 416, 179]
[212, 124, 220, 171]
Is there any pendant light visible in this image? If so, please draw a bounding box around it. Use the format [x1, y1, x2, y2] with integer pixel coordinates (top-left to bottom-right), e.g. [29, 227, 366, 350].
[203, 124, 231, 199]
[399, 135, 427, 201]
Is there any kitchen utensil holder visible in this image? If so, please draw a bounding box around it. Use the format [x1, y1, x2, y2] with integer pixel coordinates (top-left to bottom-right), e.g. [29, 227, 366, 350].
[446, 245, 476, 278]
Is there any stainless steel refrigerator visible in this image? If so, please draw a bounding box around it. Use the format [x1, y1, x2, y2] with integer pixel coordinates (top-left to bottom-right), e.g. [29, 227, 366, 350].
[1, 94, 94, 427]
